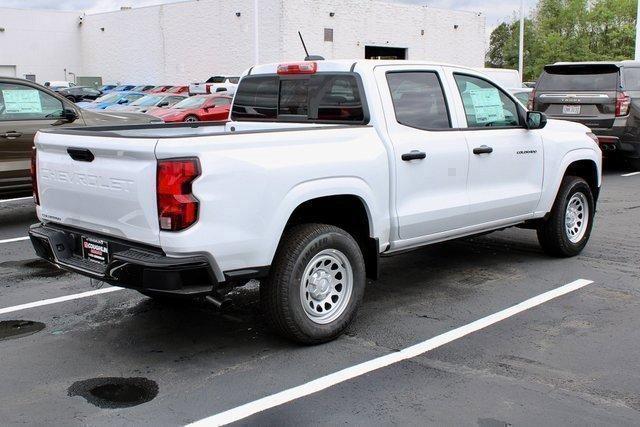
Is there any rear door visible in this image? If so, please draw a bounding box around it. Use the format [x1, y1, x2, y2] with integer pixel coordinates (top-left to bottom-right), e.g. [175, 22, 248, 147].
[36, 131, 160, 245]
[534, 64, 620, 130]
[375, 66, 471, 240]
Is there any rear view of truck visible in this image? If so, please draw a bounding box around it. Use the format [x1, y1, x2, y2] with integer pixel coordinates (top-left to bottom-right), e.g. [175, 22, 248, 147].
[532, 62, 640, 169]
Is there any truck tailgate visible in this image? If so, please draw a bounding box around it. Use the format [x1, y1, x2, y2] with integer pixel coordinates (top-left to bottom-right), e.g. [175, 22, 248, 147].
[35, 131, 160, 246]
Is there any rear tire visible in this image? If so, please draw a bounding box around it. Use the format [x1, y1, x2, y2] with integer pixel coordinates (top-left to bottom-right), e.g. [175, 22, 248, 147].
[537, 176, 594, 257]
[261, 224, 366, 344]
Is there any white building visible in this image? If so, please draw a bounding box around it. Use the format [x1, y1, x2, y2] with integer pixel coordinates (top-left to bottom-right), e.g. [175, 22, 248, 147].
[0, 0, 486, 85]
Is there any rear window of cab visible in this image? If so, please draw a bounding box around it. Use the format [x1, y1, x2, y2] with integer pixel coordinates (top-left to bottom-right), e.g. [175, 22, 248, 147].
[231, 73, 367, 124]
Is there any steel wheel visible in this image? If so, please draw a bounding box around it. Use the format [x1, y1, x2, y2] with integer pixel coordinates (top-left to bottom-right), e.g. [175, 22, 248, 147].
[565, 192, 589, 243]
[300, 249, 353, 325]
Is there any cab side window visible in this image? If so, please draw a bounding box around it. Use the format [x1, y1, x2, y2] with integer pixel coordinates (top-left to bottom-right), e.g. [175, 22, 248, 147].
[386, 72, 451, 130]
[453, 74, 521, 128]
[0, 83, 64, 121]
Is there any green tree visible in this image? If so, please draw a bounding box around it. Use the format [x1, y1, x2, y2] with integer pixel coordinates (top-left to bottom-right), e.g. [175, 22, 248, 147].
[486, 0, 638, 81]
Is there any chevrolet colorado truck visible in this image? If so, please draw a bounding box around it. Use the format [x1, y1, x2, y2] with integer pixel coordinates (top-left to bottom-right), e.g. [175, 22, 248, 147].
[29, 60, 602, 344]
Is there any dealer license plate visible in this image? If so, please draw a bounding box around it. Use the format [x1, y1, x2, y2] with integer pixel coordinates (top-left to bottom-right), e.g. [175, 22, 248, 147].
[563, 105, 581, 115]
[81, 236, 110, 265]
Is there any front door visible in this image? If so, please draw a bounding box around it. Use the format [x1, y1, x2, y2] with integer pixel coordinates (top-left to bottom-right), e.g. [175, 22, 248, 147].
[450, 72, 544, 224]
[0, 81, 80, 196]
[375, 66, 470, 241]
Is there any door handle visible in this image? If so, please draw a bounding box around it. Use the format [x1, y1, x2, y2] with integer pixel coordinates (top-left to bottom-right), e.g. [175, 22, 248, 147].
[1, 131, 23, 139]
[402, 150, 427, 161]
[473, 145, 493, 155]
[67, 147, 95, 162]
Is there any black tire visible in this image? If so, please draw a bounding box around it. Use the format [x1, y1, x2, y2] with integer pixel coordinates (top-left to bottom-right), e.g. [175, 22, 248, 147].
[261, 224, 366, 344]
[65, 95, 76, 102]
[537, 176, 595, 257]
[184, 115, 199, 123]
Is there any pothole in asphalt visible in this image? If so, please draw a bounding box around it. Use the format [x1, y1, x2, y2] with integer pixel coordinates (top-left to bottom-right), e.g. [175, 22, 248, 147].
[0, 320, 46, 341]
[68, 377, 158, 408]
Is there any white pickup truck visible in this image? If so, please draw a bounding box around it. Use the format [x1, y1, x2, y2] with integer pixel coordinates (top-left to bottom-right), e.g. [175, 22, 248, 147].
[29, 60, 601, 344]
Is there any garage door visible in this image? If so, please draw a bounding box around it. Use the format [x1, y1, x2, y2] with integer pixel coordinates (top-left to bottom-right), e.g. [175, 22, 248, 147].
[0, 65, 17, 77]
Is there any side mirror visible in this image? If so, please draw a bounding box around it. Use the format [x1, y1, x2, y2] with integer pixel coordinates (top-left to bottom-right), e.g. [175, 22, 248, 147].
[118, 98, 128, 104]
[63, 108, 79, 123]
[526, 111, 547, 130]
[157, 101, 169, 107]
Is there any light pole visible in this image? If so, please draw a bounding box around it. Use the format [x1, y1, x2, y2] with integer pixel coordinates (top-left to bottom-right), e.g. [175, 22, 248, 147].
[518, 0, 525, 82]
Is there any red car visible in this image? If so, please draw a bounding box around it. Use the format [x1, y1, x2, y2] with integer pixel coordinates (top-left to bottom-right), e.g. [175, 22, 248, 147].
[150, 94, 232, 122]
[146, 85, 173, 93]
[165, 85, 189, 94]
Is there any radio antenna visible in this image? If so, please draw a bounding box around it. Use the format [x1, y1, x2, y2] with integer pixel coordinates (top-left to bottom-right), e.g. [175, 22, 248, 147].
[298, 31, 325, 61]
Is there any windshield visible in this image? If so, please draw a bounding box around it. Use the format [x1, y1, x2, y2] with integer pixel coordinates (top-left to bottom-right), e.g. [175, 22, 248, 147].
[538, 65, 619, 91]
[173, 97, 208, 109]
[95, 92, 122, 103]
[131, 95, 164, 106]
[206, 76, 225, 83]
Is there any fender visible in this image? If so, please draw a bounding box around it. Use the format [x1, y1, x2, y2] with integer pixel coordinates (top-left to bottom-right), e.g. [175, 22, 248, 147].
[264, 176, 390, 266]
[535, 148, 601, 216]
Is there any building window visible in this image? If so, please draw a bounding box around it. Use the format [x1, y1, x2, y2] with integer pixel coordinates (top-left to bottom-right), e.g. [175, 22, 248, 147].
[324, 28, 334, 42]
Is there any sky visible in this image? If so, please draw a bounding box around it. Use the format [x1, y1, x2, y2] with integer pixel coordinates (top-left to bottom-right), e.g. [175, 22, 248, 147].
[0, 0, 538, 36]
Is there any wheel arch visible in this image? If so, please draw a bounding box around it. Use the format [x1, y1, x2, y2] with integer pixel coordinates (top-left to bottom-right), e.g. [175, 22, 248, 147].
[268, 178, 384, 280]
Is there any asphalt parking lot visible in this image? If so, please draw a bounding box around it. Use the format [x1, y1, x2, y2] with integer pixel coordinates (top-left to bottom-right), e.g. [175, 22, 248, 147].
[1, 163, 639, 426]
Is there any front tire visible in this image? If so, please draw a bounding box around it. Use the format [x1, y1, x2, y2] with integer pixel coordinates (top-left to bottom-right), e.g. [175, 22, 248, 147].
[537, 176, 594, 257]
[261, 224, 366, 344]
[184, 115, 199, 123]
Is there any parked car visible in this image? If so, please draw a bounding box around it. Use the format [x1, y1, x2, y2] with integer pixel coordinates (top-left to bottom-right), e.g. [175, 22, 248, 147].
[146, 85, 173, 93]
[58, 86, 103, 102]
[0, 77, 160, 198]
[105, 93, 186, 113]
[111, 84, 136, 92]
[189, 76, 239, 95]
[44, 81, 76, 91]
[510, 88, 534, 106]
[77, 91, 145, 110]
[98, 84, 118, 93]
[165, 85, 189, 94]
[531, 61, 640, 169]
[29, 60, 601, 344]
[130, 85, 156, 93]
[149, 94, 231, 122]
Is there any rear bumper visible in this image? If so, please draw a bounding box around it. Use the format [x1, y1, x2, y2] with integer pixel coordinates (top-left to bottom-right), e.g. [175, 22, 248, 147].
[29, 223, 217, 296]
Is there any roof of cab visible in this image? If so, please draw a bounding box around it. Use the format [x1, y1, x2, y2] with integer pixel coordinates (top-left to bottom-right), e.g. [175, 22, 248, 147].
[246, 59, 481, 76]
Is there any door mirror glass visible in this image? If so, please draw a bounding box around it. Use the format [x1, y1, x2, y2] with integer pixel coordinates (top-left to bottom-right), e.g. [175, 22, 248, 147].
[526, 111, 547, 130]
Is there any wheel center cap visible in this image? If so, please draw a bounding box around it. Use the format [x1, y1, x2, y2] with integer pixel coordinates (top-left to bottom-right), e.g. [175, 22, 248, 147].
[308, 269, 332, 301]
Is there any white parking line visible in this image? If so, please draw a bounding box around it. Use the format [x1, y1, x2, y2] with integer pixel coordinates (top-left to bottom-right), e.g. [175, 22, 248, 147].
[621, 172, 640, 177]
[0, 236, 30, 244]
[0, 287, 124, 316]
[0, 196, 33, 204]
[188, 278, 594, 427]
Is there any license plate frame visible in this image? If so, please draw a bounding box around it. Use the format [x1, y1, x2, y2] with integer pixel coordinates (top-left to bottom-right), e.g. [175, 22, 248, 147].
[563, 105, 581, 115]
[81, 236, 110, 265]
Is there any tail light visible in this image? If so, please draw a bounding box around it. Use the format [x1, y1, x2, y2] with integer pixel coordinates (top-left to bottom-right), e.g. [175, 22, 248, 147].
[616, 91, 630, 117]
[277, 62, 317, 75]
[527, 89, 536, 111]
[30, 148, 39, 205]
[157, 158, 200, 231]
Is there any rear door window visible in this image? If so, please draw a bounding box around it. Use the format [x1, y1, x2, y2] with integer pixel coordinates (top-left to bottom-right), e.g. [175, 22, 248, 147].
[537, 65, 619, 91]
[231, 73, 366, 123]
[386, 71, 450, 130]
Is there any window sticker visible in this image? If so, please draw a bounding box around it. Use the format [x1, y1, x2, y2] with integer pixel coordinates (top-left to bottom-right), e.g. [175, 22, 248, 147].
[2, 89, 43, 114]
[467, 88, 504, 124]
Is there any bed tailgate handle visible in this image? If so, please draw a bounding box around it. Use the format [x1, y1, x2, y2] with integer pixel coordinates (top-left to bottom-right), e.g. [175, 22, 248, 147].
[67, 148, 95, 162]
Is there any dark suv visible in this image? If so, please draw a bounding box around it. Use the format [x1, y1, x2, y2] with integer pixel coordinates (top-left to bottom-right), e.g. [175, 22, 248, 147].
[0, 77, 160, 199]
[531, 61, 640, 169]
